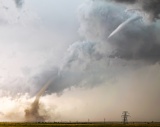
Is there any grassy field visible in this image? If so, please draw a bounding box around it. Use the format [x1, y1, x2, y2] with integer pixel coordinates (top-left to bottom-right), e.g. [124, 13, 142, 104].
[0, 122, 160, 127]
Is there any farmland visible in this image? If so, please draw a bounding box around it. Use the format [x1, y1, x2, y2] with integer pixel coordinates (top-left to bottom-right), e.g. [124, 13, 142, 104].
[0, 122, 160, 127]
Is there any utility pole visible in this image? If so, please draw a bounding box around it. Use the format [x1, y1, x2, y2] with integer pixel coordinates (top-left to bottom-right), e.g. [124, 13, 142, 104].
[121, 111, 130, 124]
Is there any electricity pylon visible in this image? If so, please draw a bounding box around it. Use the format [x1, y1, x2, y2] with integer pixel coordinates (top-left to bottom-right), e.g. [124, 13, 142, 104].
[121, 111, 130, 124]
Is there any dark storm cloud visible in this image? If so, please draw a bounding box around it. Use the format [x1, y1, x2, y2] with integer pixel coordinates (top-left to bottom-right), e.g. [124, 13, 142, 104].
[112, 0, 136, 4]
[105, 0, 160, 62]
[79, 0, 160, 63]
[140, 0, 160, 21]
[111, 0, 160, 21]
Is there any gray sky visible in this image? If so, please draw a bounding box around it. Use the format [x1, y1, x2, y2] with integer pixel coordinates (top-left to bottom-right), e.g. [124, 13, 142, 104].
[0, 0, 159, 122]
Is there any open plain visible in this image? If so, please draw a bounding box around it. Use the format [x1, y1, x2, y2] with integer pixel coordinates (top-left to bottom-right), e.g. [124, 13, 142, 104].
[0, 122, 160, 127]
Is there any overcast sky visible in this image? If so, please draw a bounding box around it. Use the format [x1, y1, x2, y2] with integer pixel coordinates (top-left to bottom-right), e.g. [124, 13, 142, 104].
[0, 0, 160, 122]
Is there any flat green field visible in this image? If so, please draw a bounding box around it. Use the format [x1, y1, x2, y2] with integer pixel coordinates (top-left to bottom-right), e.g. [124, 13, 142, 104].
[0, 123, 160, 127]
